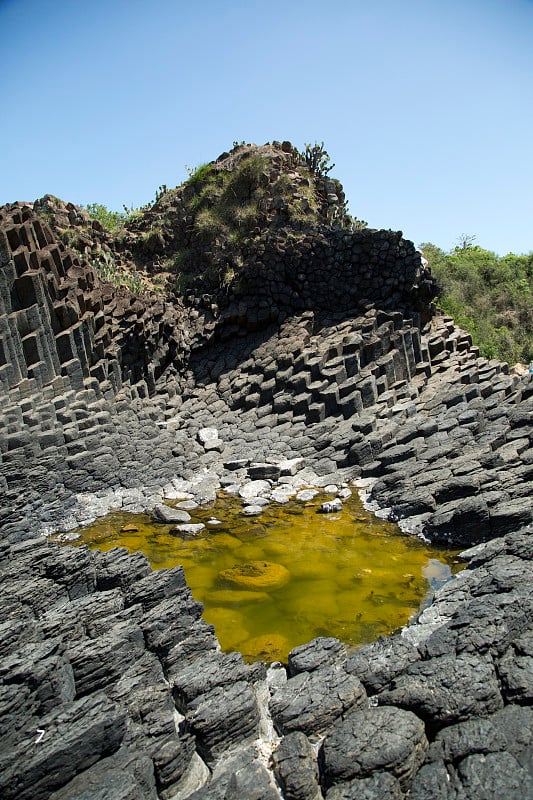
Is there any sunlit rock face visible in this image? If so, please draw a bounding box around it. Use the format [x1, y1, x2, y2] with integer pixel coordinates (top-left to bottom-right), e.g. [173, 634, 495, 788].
[1, 142, 532, 798]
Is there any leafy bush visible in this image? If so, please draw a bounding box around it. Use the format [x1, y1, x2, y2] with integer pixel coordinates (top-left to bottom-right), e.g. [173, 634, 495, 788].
[84, 203, 128, 232]
[184, 163, 213, 185]
[421, 240, 533, 363]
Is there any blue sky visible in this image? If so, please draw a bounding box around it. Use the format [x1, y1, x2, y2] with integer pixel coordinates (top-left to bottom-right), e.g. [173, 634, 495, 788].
[1, 0, 532, 255]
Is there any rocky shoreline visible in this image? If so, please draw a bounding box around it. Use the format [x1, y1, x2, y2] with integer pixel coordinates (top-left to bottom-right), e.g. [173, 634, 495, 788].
[1, 504, 531, 799]
[1, 168, 532, 797]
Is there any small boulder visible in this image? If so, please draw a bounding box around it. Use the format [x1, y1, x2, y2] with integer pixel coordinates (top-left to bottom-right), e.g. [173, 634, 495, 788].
[296, 489, 319, 502]
[197, 428, 224, 452]
[197, 427, 219, 446]
[243, 496, 270, 507]
[170, 523, 205, 538]
[176, 500, 199, 511]
[271, 489, 290, 504]
[318, 499, 343, 514]
[151, 505, 192, 524]
[279, 458, 304, 476]
[242, 505, 264, 516]
[239, 480, 272, 500]
[248, 462, 281, 481]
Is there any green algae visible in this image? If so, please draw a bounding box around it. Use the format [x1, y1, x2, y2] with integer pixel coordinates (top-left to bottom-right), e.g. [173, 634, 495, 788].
[61, 491, 464, 663]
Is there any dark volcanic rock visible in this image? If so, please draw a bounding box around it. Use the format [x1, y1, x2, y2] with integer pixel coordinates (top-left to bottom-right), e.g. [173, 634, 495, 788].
[320, 705, 428, 791]
[140, 591, 205, 656]
[376, 653, 503, 729]
[0, 639, 75, 717]
[408, 761, 464, 800]
[170, 650, 265, 710]
[106, 651, 196, 793]
[325, 772, 403, 800]
[423, 496, 491, 545]
[410, 704, 533, 799]
[47, 747, 158, 800]
[94, 548, 152, 591]
[345, 633, 421, 693]
[187, 748, 280, 800]
[1, 185, 532, 800]
[287, 636, 346, 676]
[272, 731, 322, 800]
[456, 752, 532, 800]
[67, 619, 145, 696]
[498, 629, 533, 704]
[0, 692, 127, 800]
[186, 680, 260, 762]
[270, 664, 367, 736]
[124, 565, 187, 611]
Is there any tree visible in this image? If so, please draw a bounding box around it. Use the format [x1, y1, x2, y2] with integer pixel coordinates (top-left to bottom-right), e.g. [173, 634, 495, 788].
[455, 233, 477, 251]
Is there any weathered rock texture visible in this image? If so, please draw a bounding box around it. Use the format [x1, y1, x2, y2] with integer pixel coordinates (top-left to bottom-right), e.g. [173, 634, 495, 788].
[1, 142, 532, 798]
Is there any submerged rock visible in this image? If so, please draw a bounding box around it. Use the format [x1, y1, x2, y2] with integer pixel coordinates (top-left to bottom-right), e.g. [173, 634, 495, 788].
[242, 504, 265, 516]
[206, 589, 271, 605]
[241, 633, 290, 663]
[218, 561, 290, 590]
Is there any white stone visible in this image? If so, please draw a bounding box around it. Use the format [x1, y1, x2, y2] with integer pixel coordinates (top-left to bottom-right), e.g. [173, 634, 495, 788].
[278, 457, 304, 476]
[242, 505, 264, 516]
[270, 489, 290, 504]
[239, 480, 272, 499]
[171, 523, 205, 536]
[296, 489, 319, 502]
[197, 427, 219, 445]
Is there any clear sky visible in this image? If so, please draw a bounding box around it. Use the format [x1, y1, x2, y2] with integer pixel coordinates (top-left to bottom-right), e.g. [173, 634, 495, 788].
[1, 0, 532, 255]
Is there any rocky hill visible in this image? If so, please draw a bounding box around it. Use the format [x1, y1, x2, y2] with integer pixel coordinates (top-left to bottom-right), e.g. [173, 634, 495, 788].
[0, 141, 531, 799]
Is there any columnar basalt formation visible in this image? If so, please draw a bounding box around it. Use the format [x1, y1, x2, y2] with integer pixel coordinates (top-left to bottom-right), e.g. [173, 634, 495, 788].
[1, 143, 532, 799]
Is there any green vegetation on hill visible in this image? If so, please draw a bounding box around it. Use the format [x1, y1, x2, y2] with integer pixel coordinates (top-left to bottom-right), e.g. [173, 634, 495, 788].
[421, 239, 533, 364]
[82, 141, 367, 295]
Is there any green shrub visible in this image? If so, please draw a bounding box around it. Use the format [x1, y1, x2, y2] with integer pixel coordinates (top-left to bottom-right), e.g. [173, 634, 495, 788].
[185, 163, 213, 186]
[140, 228, 165, 253]
[84, 203, 127, 232]
[421, 241, 533, 363]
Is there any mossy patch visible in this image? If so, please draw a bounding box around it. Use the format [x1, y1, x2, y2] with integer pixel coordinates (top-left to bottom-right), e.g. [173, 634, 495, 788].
[219, 560, 290, 590]
[241, 633, 290, 663]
